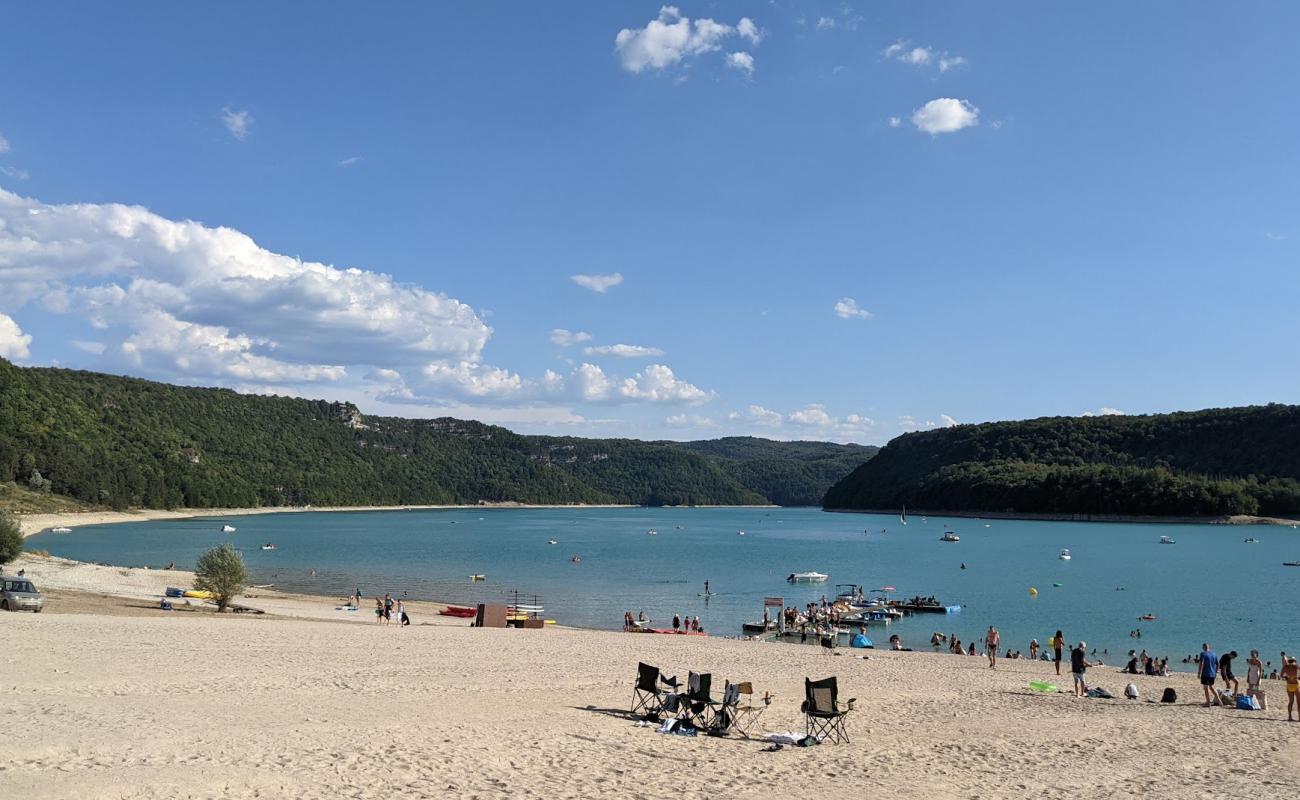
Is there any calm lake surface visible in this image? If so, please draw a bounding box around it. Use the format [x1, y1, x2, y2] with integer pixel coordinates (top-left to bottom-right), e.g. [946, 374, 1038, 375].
[30, 507, 1300, 670]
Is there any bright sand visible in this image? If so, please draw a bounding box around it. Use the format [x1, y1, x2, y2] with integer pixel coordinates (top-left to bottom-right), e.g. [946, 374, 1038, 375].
[3, 557, 1299, 799]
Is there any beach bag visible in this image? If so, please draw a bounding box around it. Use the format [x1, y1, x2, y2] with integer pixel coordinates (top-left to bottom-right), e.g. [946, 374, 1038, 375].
[1124, 683, 1138, 699]
[1236, 694, 1259, 711]
[1160, 687, 1177, 703]
[1087, 687, 1113, 699]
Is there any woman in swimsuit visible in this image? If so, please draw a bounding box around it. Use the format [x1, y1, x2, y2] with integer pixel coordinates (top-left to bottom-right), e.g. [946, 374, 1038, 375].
[1053, 630, 1065, 676]
[1246, 650, 1265, 710]
[1283, 656, 1300, 722]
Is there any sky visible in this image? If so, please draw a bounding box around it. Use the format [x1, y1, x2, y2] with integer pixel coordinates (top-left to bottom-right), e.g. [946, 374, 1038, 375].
[0, 2, 1297, 445]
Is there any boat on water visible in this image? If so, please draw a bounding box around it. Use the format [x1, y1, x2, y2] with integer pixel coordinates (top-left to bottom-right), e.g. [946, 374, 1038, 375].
[260, 543, 277, 551]
[900, 504, 908, 526]
[891, 596, 961, 614]
[1059, 548, 1071, 560]
[547, 538, 558, 545]
[221, 525, 237, 533]
[741, 619, 779, 636]
[469, 574, 486, 581]
[1138, 614, 1156, 621]
[1243, 538, 1259, 543]
[50, 526, 72, 533]
[1284, 561, 1300, 567]
[1159, 535, 1176, 544]
[940, 531, 960, 542]
[787, 571, 829, 583]
[737, 530, 746, 536]
[646, 529, 657, 536]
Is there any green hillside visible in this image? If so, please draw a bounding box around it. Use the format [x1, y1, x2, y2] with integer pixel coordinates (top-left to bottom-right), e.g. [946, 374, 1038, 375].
[823, 405, 1300, 517]
[673, 437, 877, 506]
[0, 360, 872, 510]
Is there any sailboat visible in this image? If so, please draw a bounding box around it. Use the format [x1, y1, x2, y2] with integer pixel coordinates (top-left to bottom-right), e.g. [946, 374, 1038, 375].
[900, 504, 908, 526]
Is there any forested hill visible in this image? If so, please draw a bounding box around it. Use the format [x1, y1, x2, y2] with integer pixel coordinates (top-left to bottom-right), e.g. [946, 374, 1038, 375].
[823, 405, 1300, 517]
[0, 360, 873, 510]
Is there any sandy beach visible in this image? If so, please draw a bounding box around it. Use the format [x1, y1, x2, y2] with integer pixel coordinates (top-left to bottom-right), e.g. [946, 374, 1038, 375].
[2, 556, 1298, 799]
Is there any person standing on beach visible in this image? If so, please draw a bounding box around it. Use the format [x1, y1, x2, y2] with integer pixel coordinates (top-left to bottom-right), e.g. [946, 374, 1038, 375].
[374, 597, 384, 624]
[1246, 650, 1265, 710]
[1071, 641, 1091, 697]
[1029, 639, 1040, 661]
[1196, 644, 1220, 706]
[1282, 656, 1299, 722]
[1053, 630, 1065, 676]
[1220, 650, 1239, 695]
[396, 600, 406, 629]
[986, 626, 1001, 668]
[672, 614, 681, 631]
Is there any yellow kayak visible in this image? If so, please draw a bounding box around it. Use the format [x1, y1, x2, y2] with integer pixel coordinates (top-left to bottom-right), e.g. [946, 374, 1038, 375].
[183, 590, 215, 599]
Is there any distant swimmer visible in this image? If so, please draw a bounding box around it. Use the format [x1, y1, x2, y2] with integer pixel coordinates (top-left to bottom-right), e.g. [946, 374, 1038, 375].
[960, 563, 967, 570]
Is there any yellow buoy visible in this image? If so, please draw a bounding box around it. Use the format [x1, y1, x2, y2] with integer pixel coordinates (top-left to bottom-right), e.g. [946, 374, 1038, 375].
[1029, 587, 1038, 597]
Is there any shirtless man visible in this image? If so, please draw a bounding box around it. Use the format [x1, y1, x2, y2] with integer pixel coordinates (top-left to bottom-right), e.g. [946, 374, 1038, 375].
[985, 626, 1001, 669]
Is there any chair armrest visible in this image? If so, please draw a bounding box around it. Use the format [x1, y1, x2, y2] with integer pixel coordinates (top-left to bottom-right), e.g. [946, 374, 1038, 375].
[843, 698, 857, 711]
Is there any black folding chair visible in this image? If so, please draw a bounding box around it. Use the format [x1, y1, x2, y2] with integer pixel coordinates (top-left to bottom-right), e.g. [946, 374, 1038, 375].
[802, 676, 854, 744]
[631, 662, 672, 717]
[679, 671, 714, 729]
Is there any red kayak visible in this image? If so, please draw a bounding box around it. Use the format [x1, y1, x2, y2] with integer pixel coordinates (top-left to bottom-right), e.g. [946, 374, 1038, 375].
[438, 606, 476, 618]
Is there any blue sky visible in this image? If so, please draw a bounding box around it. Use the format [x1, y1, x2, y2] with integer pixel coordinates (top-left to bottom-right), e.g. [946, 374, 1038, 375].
[0, 2, 1296, 444]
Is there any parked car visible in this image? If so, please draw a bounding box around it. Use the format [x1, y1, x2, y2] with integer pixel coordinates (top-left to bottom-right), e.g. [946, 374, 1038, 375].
[0, 577, 45, 612]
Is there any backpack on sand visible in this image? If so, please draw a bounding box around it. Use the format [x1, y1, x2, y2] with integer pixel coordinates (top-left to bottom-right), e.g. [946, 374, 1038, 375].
[1160, 687, 1177, 703]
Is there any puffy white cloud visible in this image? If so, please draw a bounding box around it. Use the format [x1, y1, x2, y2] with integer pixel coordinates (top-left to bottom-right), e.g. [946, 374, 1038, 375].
[666, 413, 718, 428]
[421, 360, 528, 399]
[0, 313, 31, 359]
[550, 328, 592, 347]
[726, 52, 754, 75]
[0, 187, 490, 384]
[618, 364, 713, 404]
[938, 414, 960, 427]
[816, 16, 836, 31]
[788, 404, 875, 436]
[570, 272, 623, 293]
[583, 343, 665, 358]
[573, 362, 613, 401]
[789, 404, 834, 427]
[1081, 407, 1126, 417]
[938, 55, 966, 72]
[729, 404, 783, 427]
[834, 297, 873, 319]
[614, 6, 759, 75]
[901, 46, 932, 65]
[883, 40, 906, 59]
[911, 98, 979, 134]
[220, 107, 253, 141]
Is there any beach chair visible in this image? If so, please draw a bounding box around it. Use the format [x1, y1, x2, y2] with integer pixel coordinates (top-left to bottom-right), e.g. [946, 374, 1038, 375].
[631, 662, 672, 717]
[802, 676, 854, 744]
[679, 671, 715, 729]
[729, 682, 772, 739]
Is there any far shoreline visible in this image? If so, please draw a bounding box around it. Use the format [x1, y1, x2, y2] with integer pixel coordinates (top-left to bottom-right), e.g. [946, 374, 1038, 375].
[823, 507, 1300, 527]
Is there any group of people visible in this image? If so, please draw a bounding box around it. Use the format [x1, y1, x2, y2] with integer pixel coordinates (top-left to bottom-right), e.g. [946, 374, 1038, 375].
[1193, 645, 1300, 719]
[931, 626, 1005, 668]
[1121, 649, 1172, 677]
[366, 591, 409, 626]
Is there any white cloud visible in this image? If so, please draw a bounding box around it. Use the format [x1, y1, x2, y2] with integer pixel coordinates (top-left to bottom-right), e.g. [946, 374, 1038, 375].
[0, 313, 31, 359]
[0, 187, 490, 385]
[1081, 407, 1126, 417]
[938, 55, 966, 72]
[70, 339, 106, 355]
[834, 297, 873, 320]
[0, 165, 29, 180]
[572, 362, 613, 401]
[789, 404, 834, 427]
[788, 404, 875, 436]
[883, 40, 906, 59]
[614, 6, 758, 75]
[550, 328, 593, 347]
[1265, 232, 1286, 241]
[729, 404, 783, 427]
[338, 156, 363, 168]
[220, 107, 254, 141]
[619, 364, 713, 404]
[726, 52, 754, 75]
[816, 16, 836, 31]
[421, 360, 529, 399]
[570, 272, 623, 293]
[888, 116, 902, 128]
[938, 414, 959, 427]
[0, 133, 9, 153]
[901, 46, 932, 65]
[911, 98, 979, 135]
[666, 413, 718, 428]
[583, 343, 665, 358]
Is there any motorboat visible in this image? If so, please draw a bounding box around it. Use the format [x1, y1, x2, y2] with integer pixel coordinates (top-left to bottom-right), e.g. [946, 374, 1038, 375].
[1243, 538, 1259, 543]
[1059, 548, 1072, 560]
[547, 538, 558, 545]
[738, 530, 746, 536]
[940, 531, 960, 542]
[1284, 561, 1300, 567]
[646, 529, 657, 536]
[260, 543, 277, 551]
[1159, 535, 1176, 545]
[221, 524, 237, 533]
[787, 571, 829, 583]
[51, 526, 72, 533]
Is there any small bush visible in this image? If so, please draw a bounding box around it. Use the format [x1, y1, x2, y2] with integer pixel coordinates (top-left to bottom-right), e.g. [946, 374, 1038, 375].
[194, 543, 247, 612]
[0, 511, 21, 564]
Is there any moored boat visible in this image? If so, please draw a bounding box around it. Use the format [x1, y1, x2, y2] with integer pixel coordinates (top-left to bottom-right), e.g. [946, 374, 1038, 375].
[787, 571, 829, 583]
[1159, 535, 1176, 544]
[1059, 548, 1071, 560]
[221, 524, 237, 533]
[940, 531, 960, 542]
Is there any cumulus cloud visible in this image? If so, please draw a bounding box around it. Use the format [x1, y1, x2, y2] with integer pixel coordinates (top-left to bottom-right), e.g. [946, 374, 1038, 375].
[1081, 407, 1126, 417]
[666, 413, 718, 428]
[550, 328, 593, 347]
[834, 297, 873, 319]
[938, 414, 959, 427]
[938, 55, 966, 72]
[619, 364, 713, 404]
[570, 272, 623, 293]
[884, 41, 966, 73]
[888, 116, 902, 128]
[0, 313, 31, 359]
[726, 51, 754, 75]
[615, 6, 759, 75]
[815, 16, 836, 31]
[729, 404, 783, 427]
[583, 343, 666, 358]
[911, 98, 979, 134]
[220, 107, 254, 141]
[788, 404, 874, 436]
[900, 46, 932, 65]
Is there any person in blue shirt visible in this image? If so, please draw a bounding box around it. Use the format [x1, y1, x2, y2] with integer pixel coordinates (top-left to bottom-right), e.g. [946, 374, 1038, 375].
[1196, 643, 1220, 706]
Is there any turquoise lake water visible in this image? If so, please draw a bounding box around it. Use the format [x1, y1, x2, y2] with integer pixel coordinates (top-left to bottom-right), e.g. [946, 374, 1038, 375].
[28, 507, 1300, 671]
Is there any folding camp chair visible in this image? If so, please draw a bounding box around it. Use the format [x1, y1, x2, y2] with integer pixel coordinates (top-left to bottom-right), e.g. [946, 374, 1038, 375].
[679, 671, 714, 729]
[631, 662, 673, 717]
[706, 681, 742, 736]
[802, 676, 854, 744]
[729, 682, 772, 739]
